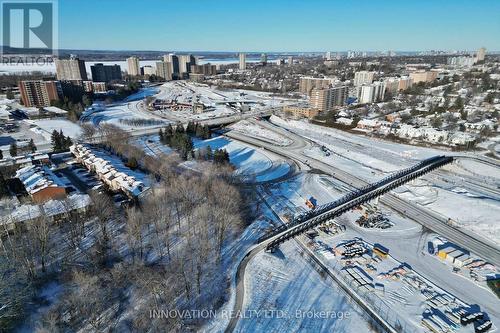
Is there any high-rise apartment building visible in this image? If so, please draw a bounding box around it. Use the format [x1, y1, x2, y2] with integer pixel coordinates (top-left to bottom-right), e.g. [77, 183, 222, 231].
[190, 64, 217, 76]
[90, 63, 122, 82]
[357, 82, 385, 104]
[447, 56, 475, 68]
[156, 61, 173, 80]
[55, 57, 88, 81]
[476, 47, 486, 63]
[353, 71, 375, 86]
[164, 54, 180, 76]
[299, 77, 335, 95]
[178, 54, 196, 74]
[260, 53, 267, 65]
[239, 53, 246, 70]
[19, 80, 62, 107]
[288, 56, 293, 65]
[409, 70, 438, 84]
[141, 66, 156, 76]
[310, 86, 348, 112]
[127, 57, 140, 76]
[383, 76, 413, 94]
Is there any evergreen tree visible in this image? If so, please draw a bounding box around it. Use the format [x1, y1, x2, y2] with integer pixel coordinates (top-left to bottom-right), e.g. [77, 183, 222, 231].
[6, 89, 14, 100]
[0, 171, 8, 198]
[51, 129, 60, 151]
[28, 138, 37, 153]
[159, 128, 165, 143]
[454, 96, 464, 110]
[64, 136, 73, 150]
[9, 142, 17, 157]
[195, 123, 204, 138]
[0, 149, 3, 160]
[164, 124, 173, 144]
[206, 145, 213, 160]
[186, 121, 195, 135]
[203, 125, 211, 139]
[175, 123, 185, 134]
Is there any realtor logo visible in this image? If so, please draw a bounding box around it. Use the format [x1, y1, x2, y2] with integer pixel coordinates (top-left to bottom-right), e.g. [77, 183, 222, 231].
[1, 0, 57, 54]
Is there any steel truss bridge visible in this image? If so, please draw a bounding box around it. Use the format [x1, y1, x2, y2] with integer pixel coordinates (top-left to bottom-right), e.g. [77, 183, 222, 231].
[261, 155, 454, 252]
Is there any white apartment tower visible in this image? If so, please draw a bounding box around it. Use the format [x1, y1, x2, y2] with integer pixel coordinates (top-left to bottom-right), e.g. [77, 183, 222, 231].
[55, 56, 88, 81]
[156, 61, 173, 80]
[127, 56, 140, 76]
[358, 82, 385, 104]
[353, 71, 375, 86]
[239, 53, 246, 70]
[476, 47, 486, 63]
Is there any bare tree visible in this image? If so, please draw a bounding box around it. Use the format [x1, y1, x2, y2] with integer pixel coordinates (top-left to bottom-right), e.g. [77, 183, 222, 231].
[125, 207, 146, 261]
[88, 191, 118, 266]
[80, 123, 97, 143]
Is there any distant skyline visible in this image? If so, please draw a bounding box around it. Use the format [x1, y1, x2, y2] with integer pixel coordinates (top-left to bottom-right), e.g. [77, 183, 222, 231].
[59, 0, 500, 52]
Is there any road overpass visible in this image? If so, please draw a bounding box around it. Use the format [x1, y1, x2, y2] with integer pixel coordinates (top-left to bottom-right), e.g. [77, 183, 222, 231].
[262, 155, 454, 251]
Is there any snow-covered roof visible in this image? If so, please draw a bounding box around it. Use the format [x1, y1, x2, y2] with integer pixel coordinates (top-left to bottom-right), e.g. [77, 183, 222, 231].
[44, 106, 67, 114]
[70, 144, 150, 198]
[15, 165, 66, 195]
[336, 117, 353, 125]
[0, 194, 90, 225]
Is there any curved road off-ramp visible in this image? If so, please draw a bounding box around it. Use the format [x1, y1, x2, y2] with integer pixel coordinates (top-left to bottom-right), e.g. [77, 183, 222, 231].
[224, 242, 267, 333]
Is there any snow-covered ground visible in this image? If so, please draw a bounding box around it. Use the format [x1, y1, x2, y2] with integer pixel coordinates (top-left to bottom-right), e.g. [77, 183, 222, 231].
[396, 180, 500, 243]
[80, 88, 166, 130]
[269, 116, 500, 246]
[235, 241, 373, 333]
[135, 135, 173, 156]
[194, 136, 291, 182]
[150, 81, 297, 122]
[258, 171, 500, 333]
[229, 120, 292, 146]
[26, 119, 82, 141]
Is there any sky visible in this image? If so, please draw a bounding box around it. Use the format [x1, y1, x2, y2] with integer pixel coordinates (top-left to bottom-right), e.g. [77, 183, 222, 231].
[58, 0, 500, 52]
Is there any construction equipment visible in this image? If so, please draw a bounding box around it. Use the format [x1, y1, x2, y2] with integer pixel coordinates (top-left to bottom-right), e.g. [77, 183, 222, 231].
[305, 196, 317, 209]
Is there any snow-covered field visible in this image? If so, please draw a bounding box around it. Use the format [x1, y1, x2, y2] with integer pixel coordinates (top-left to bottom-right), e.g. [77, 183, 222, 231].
[135, 135, 173, 156]
[81, 88, 166, 130]
[26, 119, 82, 140]
[236, 241, 373, 333]
[194, 136, 291, 182]
[229, 120, 292, 146]
[150, 81, 297, 122]
[397, 181, 500, 243]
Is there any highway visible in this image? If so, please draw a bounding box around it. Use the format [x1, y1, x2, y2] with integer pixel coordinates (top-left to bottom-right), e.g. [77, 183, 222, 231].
[225, 124, 500, 267]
